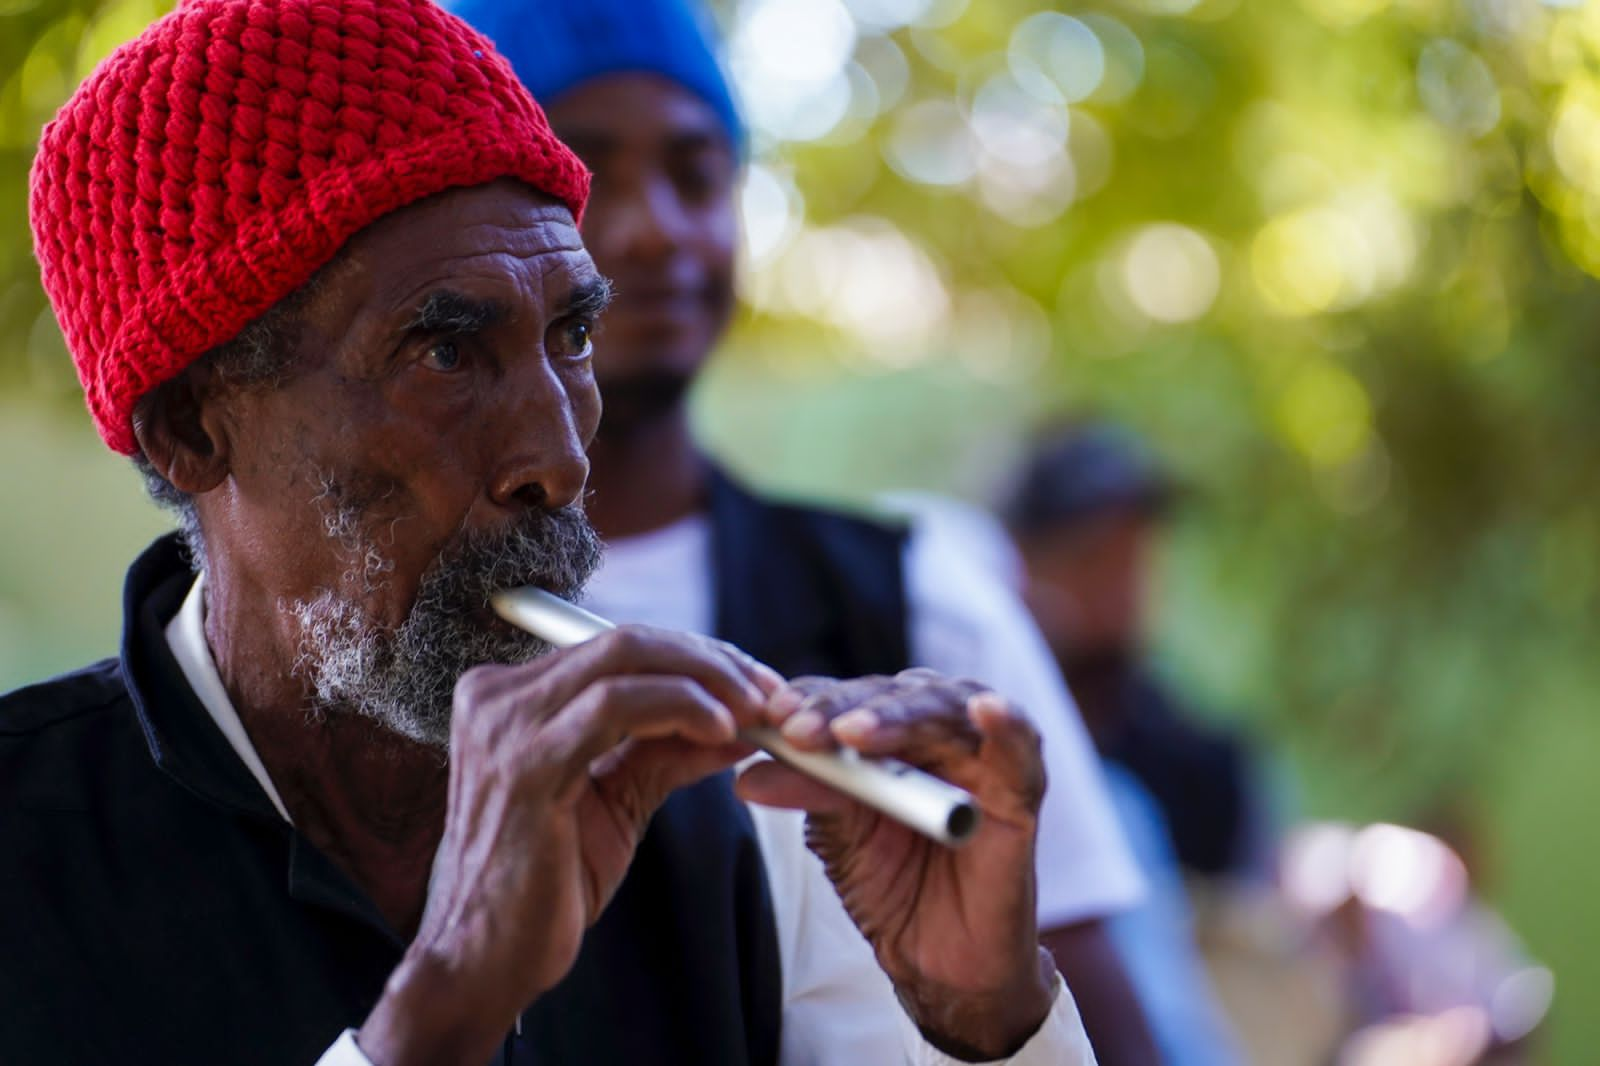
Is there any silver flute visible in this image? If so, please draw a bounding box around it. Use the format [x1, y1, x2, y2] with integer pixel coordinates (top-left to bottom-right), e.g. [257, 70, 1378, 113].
[491, 587, 981, 847]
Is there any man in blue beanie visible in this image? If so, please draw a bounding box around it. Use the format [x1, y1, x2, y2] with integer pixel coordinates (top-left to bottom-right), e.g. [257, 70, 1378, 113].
[447, 0, 1161, 1061]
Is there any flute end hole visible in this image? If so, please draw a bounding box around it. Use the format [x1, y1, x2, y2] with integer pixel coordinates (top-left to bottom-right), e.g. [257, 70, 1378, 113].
[946, 804, 980, 845]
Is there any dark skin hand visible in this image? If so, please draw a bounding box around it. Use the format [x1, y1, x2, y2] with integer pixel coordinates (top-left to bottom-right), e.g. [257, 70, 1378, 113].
[554, 74, 1161, 1063]
[741, 670, 1057, 1059]
[361, 625, 782, 1066]
[367, 657, 1063, 1065]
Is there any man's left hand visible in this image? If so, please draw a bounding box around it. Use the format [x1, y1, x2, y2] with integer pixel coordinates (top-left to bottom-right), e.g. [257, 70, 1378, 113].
[737, 669, 1057, 1061]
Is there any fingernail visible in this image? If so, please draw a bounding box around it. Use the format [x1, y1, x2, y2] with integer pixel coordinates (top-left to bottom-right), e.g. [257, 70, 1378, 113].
[768, 686, 802, 715]
[831, 709, 879, 740]
[966, 692, 1005, 721]
[781, 709, 825, 741]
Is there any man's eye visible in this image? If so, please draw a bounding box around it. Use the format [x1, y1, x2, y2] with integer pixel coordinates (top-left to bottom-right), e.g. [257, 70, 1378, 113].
[421, 340, 461, 371]
[675, 168, 713, 201]
[563, 321, 593, 356]
[673, 156, 732, 203]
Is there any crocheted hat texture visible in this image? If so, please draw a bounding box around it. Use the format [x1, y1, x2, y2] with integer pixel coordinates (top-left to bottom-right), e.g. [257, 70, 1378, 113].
[30, 0, 591, 455]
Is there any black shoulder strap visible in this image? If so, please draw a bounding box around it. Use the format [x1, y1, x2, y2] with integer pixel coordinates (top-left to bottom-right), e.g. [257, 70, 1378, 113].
[707, 467, 911, 680]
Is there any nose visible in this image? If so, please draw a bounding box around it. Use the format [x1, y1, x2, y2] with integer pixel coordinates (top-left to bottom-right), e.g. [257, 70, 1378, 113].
[487, 361, 593, 512]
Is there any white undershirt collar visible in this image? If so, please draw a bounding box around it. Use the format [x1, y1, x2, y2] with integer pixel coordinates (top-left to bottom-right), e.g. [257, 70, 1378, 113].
[164, 575, 294, 824]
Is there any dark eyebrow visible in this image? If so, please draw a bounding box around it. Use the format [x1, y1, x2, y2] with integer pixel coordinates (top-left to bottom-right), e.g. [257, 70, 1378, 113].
[560, 276, 614, 320]
[404, 290, 506, 334]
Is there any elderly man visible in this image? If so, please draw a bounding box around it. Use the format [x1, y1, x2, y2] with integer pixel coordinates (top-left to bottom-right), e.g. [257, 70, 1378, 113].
[446, 0, 1155, 1062]
[7, 1, 1092, 1064]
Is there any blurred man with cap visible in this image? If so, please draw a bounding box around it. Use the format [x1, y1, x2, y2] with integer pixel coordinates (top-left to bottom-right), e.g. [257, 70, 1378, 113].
[1004, 422, 1270, 884]
[995, 423, 1270, 1066]
[4, 1, 1101, 1063]
[449, 0, 1157, 1061]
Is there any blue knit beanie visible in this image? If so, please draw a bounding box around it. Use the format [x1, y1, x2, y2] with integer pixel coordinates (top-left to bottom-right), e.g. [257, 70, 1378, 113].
[445, 0, 744, 151]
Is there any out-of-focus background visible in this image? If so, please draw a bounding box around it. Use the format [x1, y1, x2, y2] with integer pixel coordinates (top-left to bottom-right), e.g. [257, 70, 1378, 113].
[2, 0, 1596, 1061]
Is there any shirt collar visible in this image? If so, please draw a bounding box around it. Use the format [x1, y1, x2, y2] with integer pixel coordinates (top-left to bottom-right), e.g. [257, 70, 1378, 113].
[118, 534, 290, 827]
[164, 574, 294, 824]
[119, 536, 405, 941]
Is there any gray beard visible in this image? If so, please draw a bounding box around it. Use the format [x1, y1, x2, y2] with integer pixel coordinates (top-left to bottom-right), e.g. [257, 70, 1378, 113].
[287, 493, 603, 750]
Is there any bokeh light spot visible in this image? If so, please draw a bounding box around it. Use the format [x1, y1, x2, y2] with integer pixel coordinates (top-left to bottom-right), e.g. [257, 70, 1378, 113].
[1251, 189, 1414, 315]
[1081, 14, 1145, 103]
[1349, 823, 1469, 929]
[740, 163, 803, 267]
[886, 98, 979, 185]
[731, 0, 857, 142]
[1300, 0, 1390, 30]
[761, 218, 950, 358]
[970, 73, 1068, 168]
[1253, 213, 1350, 315]
[1550, 81, 1600, 195]
[843, 0, 934, 33]
[1281, 822, 1358, 915]
[854, 34, 911, 112]
[1417, 40, 1501, 137]
[1009, 12, 1105, 105]
[1276, 359, 1374, 468]
[1120, 224, 1222, 324]
[951, 287, 1052, 381]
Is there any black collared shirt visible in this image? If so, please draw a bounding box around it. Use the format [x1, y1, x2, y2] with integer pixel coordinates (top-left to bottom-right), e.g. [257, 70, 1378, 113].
[0, 536, 779, 1066]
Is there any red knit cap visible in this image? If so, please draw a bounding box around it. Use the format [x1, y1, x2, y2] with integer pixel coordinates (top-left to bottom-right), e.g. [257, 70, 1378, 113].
[29, 0, 590, 455]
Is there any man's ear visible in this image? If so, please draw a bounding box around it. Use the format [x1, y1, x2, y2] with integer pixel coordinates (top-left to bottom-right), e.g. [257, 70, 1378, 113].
[130, 365, 231, 495]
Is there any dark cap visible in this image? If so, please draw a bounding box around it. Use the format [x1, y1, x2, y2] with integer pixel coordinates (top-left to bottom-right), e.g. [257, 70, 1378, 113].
[1002, 422, 1173, 533]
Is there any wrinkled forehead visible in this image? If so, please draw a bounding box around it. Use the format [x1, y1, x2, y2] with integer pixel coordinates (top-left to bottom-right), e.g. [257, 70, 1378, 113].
[317, 180, 601, 324]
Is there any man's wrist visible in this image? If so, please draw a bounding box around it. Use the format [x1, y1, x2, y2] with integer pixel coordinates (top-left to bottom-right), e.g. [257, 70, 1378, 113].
[356, 944, 516, 1066]
[896, 947, 1059, 1061]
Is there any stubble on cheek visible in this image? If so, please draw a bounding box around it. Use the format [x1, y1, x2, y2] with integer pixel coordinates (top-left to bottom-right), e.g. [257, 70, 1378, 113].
[304, 462, 424, 605]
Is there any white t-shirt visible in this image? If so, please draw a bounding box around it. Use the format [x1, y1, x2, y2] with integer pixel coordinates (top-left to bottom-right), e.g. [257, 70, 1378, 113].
[582, 506, 1145, 931]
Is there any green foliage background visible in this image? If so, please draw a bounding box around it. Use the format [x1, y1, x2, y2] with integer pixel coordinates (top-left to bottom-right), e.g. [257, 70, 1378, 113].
[2, 0, 1597, 1061]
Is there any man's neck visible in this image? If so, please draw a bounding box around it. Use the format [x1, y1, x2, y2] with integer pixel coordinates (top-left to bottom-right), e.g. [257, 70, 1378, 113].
[1056, 649, 1139, 747]
[242, 706, 448, 937]
[586, 404, 707, 541]
[202, 573, 448, 937]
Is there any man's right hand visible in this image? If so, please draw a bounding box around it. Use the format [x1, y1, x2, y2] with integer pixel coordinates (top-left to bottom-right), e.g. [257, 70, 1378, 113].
[355, 626, 782, 1066]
